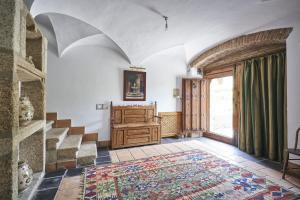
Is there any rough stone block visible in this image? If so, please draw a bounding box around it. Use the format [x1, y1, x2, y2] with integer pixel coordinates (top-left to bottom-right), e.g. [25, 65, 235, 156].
[46, 150, 57, 163]
[46, 163, 57, 173]
[57, 149, 78, 160]
[77, 157, 95, 167]
[19, 130, 45, 172]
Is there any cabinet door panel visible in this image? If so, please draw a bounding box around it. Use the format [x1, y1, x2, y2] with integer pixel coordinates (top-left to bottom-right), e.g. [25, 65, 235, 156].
[151, 127, 159, 141]
[147, 109, 154, 122]
[183, 79, 192, 130]
[113, 110, 122, 124]
[191, 80, 201, 130]
[112, 130, 124, 147]
[200, 80, 208, 131]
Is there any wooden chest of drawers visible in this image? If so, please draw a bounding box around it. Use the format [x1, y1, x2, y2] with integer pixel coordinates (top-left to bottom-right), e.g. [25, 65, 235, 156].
[110, 102, 161, 149]
[111, 123, 161, 149]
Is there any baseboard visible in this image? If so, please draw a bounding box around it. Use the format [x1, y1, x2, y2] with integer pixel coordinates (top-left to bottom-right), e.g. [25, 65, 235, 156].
[97, 140, 110, 148]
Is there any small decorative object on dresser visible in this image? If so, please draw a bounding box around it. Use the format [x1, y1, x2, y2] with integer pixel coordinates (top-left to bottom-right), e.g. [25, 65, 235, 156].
[110, 102, 161, 149]
[19, 96, 34, 126]
[123, 70, 146, 101]
[18, 160, 33, 192]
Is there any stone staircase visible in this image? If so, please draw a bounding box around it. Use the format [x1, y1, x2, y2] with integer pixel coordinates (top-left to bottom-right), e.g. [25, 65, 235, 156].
[45, 113, 98, 172]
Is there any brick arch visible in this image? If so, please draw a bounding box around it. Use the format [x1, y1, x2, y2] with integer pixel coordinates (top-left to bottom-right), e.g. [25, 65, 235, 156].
[191, 28, 292, 69]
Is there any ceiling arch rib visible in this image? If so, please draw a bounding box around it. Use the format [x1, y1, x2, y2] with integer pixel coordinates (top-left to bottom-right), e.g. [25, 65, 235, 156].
[30, 0, 135, 62]
[34, 12, 130, 62]
[46, 13, 101, 57]
[62, 34, 131, 62]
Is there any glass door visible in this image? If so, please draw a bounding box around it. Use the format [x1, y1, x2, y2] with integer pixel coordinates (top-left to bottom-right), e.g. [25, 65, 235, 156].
[209, 76, 234, 139]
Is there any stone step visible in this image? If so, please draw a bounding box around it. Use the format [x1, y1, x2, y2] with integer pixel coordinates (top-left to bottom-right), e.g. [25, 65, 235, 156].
[68, 126, 85, 135]
[46, 162, 57, 173]
[46, 128, 69, 150]
[57, 135, 82, 160]
[46, 112, 57, 121]
[54, 119, 71, 128]
[57, 159, 77, 170]
[82, 133, 98, 142]
[46, 120, 54, 132]
[77, 141, 97, 166]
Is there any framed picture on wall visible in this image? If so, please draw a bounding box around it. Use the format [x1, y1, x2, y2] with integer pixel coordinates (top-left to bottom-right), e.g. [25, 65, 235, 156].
[123, 70, 146, 101]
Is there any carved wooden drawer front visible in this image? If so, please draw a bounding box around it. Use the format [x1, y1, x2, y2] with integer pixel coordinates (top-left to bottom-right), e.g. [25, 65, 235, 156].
[125, 117, 146, 123]
[125, 134, 151, 145]
[124, 110, 146, 115]
[127, 128, 150, 135]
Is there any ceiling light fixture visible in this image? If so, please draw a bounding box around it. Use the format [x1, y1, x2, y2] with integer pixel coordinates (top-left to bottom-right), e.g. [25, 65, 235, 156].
[163, 16, 168, 31]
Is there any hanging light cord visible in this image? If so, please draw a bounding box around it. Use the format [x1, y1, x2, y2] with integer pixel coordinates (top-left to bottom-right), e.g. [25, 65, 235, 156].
[163, 16, 168, 31]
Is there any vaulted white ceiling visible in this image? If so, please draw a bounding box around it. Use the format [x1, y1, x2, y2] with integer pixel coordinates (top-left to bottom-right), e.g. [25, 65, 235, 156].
[27, 0, 300, 65]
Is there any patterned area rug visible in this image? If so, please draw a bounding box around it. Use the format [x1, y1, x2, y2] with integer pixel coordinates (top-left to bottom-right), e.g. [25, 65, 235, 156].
[82, 150, 299, 200]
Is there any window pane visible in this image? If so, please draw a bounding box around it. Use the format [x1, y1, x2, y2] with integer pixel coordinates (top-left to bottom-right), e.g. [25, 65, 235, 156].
[209, 76, 233, 138]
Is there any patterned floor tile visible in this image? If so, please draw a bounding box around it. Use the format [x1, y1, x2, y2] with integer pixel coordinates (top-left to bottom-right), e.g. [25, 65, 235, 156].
[44, 169, 66, 178]
[32, 188, 58, 200]
[65, 167, 83, 177]
[38, 177, 62, 190]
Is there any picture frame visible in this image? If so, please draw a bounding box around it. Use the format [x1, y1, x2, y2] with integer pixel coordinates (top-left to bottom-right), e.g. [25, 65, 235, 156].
[123, 70, 146, 101]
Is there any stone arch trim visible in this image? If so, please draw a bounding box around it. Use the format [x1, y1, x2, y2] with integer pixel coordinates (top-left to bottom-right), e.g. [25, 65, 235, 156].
[191, 28, 292, 69]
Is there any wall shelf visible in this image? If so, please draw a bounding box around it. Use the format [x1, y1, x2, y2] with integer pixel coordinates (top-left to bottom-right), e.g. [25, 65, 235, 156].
[26, 30, 42, 39]
[16, 56, 45, 82]
[16, 120, 45, 144]
[18, 172, 44, 200]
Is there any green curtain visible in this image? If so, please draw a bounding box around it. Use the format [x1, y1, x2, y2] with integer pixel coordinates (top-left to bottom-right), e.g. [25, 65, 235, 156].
[239, 52, 286, 161]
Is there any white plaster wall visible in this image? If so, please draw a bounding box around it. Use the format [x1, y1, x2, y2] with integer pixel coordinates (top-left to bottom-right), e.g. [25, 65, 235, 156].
[46, 45, 186, 141]
[287, 27, 300, 163]
[141, 46, 186, 112]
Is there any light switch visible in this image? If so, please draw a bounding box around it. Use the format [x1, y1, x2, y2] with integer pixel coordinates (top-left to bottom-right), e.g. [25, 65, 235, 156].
[96, 104, 104, 110]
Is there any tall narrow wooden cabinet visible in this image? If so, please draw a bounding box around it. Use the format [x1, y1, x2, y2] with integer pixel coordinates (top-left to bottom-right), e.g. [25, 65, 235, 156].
[182, 78, 202, 137]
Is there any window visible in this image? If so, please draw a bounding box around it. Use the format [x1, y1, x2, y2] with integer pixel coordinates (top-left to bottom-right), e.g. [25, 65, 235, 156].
[209, 76, 233, 138]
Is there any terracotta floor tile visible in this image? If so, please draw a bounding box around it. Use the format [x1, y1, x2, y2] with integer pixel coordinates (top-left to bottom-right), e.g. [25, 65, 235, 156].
[140, 146, 161, 156]
[56, 176, 82, 200]
[129, 148, 148, 159]
[109, 151, 119, 163]
[115, 149, 134, 161]
[285, 175, 300, 188]
[59, 176, 81, 190]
